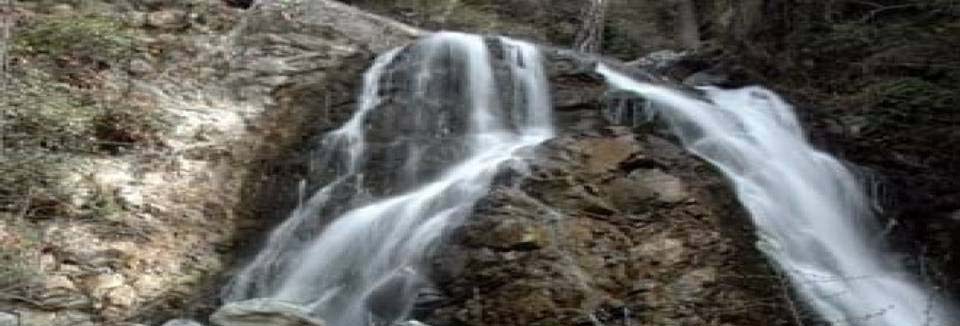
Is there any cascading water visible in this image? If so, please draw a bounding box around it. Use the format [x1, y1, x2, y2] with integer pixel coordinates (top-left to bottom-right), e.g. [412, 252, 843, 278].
[223, 32, 554, 326]
[596, 64, 954, 326]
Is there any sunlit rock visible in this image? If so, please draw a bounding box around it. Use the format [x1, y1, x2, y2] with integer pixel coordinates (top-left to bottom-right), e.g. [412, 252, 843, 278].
[211, 299, 325, 326]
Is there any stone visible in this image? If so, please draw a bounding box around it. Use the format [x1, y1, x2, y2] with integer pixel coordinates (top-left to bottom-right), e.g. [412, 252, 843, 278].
[162, 319, 206, 326]
[3, 310, 87, 326]
[668, 267, 717, 302]
[577, 135, 642, 174]
[17, 310, 55, 326]
[394, 321, 430, 326]
[683, 71, 730, 86]
[106, 285, 138, 307]
[132, 274, 165, 296]
[129, 59, 155, 76]
[148, 10, 188, 29]
[633, 235, 686, 266]
[37, 275, 89, 309]
[626, 50, 688, 70]
[124, 11, 149, 27]
[49, 4, 74, 15]
[629, 169, 689, 204]
[210, 299, 326, 326]
[80, 273, 125, 298]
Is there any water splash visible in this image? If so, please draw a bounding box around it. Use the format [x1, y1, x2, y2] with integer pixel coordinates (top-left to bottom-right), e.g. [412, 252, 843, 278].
[597, 64, 955, 326]
[224, 32, 554, 326]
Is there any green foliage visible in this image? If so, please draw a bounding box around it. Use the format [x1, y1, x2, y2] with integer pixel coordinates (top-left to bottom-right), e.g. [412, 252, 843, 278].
[862, 78, 958, 116]
[13, 14, 138, 67]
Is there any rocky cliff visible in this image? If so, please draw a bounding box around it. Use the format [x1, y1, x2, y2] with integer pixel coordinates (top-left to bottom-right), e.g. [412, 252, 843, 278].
[1, 1, 955, 326]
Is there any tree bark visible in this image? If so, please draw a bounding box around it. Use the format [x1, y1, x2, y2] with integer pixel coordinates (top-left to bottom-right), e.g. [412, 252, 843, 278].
[574, 0, 606, 54]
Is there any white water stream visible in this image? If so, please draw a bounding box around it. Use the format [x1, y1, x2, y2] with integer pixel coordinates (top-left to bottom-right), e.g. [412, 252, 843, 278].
[597, 64, 953, 326]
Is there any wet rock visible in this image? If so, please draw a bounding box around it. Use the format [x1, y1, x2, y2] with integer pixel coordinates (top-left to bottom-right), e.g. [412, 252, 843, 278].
[210, 299, 326, 326]
[627, 50, 688, 71]
[393, 321, 430, 326]
[162, 319, 206, 326]
[683, 70, 730, 86]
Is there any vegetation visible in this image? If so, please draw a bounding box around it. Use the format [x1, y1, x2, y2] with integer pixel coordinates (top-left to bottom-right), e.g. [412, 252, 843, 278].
[1, 12, 167, 218]
[0, 219, 41, 297]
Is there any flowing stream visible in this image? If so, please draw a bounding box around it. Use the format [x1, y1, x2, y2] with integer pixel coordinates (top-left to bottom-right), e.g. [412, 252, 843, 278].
[223, 32, 553, 326]
[597, 64, 953, 326]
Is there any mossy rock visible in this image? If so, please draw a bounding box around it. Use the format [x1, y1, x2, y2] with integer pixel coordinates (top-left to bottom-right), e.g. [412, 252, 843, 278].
[13, 14, 139, 69]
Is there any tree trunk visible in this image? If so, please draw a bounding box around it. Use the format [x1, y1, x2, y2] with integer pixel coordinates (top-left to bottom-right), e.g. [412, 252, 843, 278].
[574, 0, 606, 53]
[675, 0, 701, 50]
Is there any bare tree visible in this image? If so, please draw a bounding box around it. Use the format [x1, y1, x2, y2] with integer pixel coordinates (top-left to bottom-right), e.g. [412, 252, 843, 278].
[574, 0, 606, 53]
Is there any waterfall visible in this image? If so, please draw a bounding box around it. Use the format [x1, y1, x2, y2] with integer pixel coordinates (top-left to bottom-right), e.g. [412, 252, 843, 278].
[223, 32, 554, 326]
[596, 65, 954, 326]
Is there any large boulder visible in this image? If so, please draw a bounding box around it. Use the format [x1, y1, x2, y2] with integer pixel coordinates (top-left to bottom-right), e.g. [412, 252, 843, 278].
[210, 299, 325, 326]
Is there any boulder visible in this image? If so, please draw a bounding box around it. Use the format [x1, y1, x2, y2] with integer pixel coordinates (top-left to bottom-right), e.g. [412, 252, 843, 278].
[628, 168, 689, 204]
[210, 299, 325, 326]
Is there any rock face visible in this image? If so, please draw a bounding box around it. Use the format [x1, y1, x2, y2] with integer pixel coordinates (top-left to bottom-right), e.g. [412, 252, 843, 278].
[370, 50, 791, 325]
[424, 129, 790, 325]
[0, 1, 420, 325]
[210, 299, 325, 326]
[223, 3, 796, 325]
